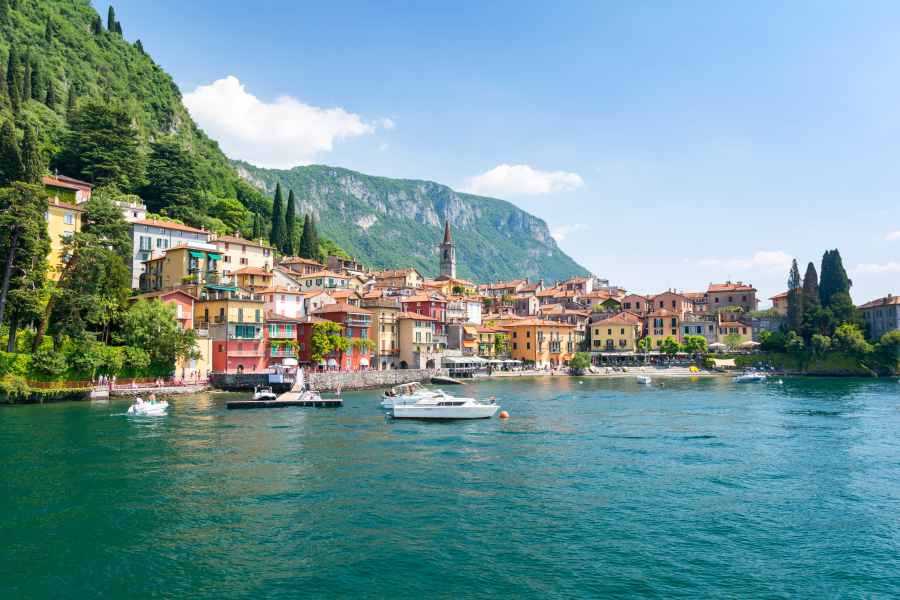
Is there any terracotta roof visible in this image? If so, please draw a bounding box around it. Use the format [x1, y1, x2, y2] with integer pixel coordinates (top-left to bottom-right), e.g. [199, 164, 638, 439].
[328, 290, 360, 300]
[442, 220, 453, 244]
[395, 311, 439, 321]
[622, 294, 648, 302]
[363, 289, 384, 299]
[313, 302, 372, 315]
[43, 174, 92, 191]
[295, 315, 332, 324]
[770, 291, 790, 300]
[133, 218, 207, 234]
[646, 309, 677, 318]
[47, 199, 83, 212]
[719, 321, 748, 328]
[476, 326, 505, 333]
[372, 268, 421, 278]
[402, 293, 447, 303]
[214, 235, 271, 249]
[235, 266, 270, 276]
[535, 288, 562, 297]
[279, 257, 324, 266]
[593, 311, 642, 326]
[479, 279, 526, 290]
[708, 282, 756, 293]
[683, 292, 707, 300]
[265, 311, 303, 322]
[501, 318, 576, 328]
[652, 291, 690, 301]
[858, 295, 900, 310]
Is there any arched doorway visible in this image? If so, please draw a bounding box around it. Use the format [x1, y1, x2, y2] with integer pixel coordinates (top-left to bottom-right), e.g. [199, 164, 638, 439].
[400, 361, 408, 369]
[236, 364, 244, 374]
[426, 359, 435, 368]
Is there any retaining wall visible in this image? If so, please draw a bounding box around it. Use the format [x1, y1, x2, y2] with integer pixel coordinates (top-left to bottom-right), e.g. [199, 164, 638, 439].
[209, 369, 449, 392]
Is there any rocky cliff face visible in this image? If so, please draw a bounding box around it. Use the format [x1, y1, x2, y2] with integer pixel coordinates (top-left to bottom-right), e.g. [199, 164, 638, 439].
[234, 162, 588, 283]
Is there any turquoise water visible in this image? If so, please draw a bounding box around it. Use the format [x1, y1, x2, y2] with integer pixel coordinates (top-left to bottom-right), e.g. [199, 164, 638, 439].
[2, 376, 900, 598]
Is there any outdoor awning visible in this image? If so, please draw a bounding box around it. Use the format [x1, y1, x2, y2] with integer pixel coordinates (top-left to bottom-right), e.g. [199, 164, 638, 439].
[206, 252, 222, 260]
[359, 358, 370, 366]
[281, 358, 298, 366]
[189, 250, 204, 259]
[205, 284, 238, 291]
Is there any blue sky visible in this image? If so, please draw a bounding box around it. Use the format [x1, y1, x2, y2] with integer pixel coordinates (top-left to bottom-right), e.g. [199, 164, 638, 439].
[99, 1, 900, 304]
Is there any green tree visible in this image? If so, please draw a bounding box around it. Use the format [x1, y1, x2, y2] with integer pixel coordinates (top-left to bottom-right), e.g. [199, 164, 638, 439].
[6, 46, 19, 111]
[29, 58, 41, 101]
[493, 332, 509, 356]
[107, 5, 116, 32]
[134, 39, 145, 54]
[660, 336, 681, 357]
[300, 214, 320, 260]
[758, 330, 786, 352]
[208, 197, 250, 234]
[723, 333, 743, 351]
[310, 321, 349, 363]
[786, 259, 803, 333]
[874, 331, 900, 375]
[0, 120, 23, 185]
[44, 80, 56, 108]
[269, 183, 284, 250]
[800, 261, 821, 339]
[251, 211, 261, 240]
[56, 101, 146, 190]
[90, 14, 102, 35]
[118, 300, 198, 372]
[140, 137, 200, 219]
[31, 347, 67, 377]
[33, 193, 131, 350]
[785, 331, 805, 355]
[636, 336, 653, 353]
[65, 84, 77, 118]
[123, 346, 151, 374]
[833, 323, 873, 357]
[819, 249, 851, 308]
[44, 16, 53, 43]
[284, 189, 296, 255]
[568, 351, 590, 374]
[682, 335, 708, 357]
[810, 334, 831, 356]
[0, 183, 49, 344]
[19, 125, 43, 183]
[22, 57, 30, 102]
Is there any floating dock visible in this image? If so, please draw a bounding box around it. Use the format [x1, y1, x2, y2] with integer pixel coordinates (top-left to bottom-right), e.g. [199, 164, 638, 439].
[226, 394, 342, 410]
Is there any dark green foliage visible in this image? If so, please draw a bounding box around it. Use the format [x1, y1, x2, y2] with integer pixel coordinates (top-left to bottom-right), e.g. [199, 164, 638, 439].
[269, 183, 284, 250]
[29, 58, 41, 101]
[21, 57, 30, 102]
[19, 124, 43, 183]
[65, 83, 76, 117]
[55, 101, 146, 190]
[118, 300, 198, 372]
[44, 79, 55, 107]
[0, 120, 23, 184]
[106, 5, 115, 31]
[44, 16, 53, 42]
[90, 14, 101, 35]
[6, 45, 19, 110]
[235, 162, 589, 282]
[141, 137, 200, 220]
[134, 39, 144, 54]
[284, 189, 296, 255]
[251, 211, 261, 240]
[786, 259, 803, 334]
[819, 249, 851, 308]
[299, 214, 320, 260]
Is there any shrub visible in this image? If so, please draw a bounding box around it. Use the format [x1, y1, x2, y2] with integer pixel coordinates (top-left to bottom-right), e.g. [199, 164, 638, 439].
[31, 348, 68, 377]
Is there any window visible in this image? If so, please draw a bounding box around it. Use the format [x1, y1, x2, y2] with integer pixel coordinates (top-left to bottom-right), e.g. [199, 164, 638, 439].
[659, 301, 664, 308]
[526, 330, 531, 338]
[240, 258, 248, 265]
[64, 212, 75, 225]
[671, 318, 677, 328]
[742, 295, 747, 302]
[255, 309, 261, 322]
[139, 236, 152, 251]
[238, 308, 244, 323]
[714, 297, 720, 303]
[513, 342, 518, 350]
[223, 255, 231, 263]
[526, 342, 531, 350]
[671, 300, 676, 308]
[728, 296, 733, 302]
[620, 328, 625, 335]
[415, 332, 421, 343]
[608, 328, 612, 335]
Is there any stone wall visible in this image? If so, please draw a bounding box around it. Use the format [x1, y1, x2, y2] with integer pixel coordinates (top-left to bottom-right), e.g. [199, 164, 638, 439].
[209, 369, 449, 392]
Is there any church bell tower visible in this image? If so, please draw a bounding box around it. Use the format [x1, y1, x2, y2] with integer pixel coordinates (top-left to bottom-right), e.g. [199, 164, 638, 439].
[439, 220, 456, 279]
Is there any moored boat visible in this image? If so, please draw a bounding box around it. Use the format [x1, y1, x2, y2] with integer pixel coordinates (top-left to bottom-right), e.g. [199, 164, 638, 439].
[252, 386, 278, 401]
[380, 382, 442, 408]
[390, 393, 499, 420]
[733, 372, 767, 383]
[636, 375, 652, 385]
[126, 397, 169, 416]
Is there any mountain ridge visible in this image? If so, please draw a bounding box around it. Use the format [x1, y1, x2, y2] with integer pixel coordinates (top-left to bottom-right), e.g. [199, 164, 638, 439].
[233, 161, 589, 283]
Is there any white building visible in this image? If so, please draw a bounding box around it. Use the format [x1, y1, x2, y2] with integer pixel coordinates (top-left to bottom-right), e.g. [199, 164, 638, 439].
[261, 287, 307, 319]
[129, 219, 212, 289]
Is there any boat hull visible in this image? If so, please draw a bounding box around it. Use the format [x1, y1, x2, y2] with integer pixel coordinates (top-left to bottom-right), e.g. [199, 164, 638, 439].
[391, 404, 499, 419]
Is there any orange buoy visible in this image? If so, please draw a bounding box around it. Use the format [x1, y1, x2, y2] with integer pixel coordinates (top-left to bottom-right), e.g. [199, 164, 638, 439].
[498, 410, 509, 419]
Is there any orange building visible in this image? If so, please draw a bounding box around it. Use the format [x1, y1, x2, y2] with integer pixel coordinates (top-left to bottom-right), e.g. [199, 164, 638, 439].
[501, 318, 577, 368]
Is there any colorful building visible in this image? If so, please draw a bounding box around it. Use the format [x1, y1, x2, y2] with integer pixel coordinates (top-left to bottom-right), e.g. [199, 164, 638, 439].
[129, 219, 211, 288]
[858, 294, 900, 340]
[213, 235, 273, 283]
[717, 319, 753, 348]
[502, 318, 577, 368]
[644, 309, 681, 347]
[266, 313, 299, 367]
[312, 303, 374, 370]
[261, 286, 307, 319]
[129, 289, 211, 379]
[397, 312, 444, 369]
[706, 281, 758, 312]
[372, 268, 424, 290]
[591, 311, 642, 352]
[196, 289, 266, 373]
[362, 297, 402, 370]
[44, 196, 82, 279]
[139, 242, 221, 292]
[400, 292, 448, 335]
[296, 270, 352, 291]
[234, 266, 273, 292]
[770, 291, 789, 316]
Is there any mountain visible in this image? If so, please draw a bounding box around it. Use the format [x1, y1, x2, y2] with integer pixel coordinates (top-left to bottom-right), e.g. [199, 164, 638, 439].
[1, 0, 586, 283]
[0, 0, 268, 213]
[233, 162, 589, 283]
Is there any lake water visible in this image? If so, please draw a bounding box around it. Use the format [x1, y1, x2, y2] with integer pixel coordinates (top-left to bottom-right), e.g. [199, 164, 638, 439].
[2, 376, 900, 598]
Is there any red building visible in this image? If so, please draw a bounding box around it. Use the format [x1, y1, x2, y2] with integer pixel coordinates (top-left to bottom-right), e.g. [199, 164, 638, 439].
[266, 312, 301, 367]
[400, 292, 447, 333]
[311, 303, 374, 371]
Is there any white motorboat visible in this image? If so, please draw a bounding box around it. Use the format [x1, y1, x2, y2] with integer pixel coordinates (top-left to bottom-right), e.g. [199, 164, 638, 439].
[380, 382, 442, 408]
[390, 393, 499, 420]
[733, 372, 767, 383]
[126, 397, 169, 416]
[636, 375, 652, 385]
[252, 386, 278, 401]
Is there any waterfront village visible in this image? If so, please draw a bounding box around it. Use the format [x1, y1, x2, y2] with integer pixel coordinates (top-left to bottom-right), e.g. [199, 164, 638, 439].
[41, 174, 899, 384]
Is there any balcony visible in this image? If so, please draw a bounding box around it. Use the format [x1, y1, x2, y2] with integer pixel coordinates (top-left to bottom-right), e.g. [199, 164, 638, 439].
[268, 329, 296, 339]
[270, 348, 296, 357]
[228, 348, 264, 357]
[347, 317, 372, 327]
[433, 334, 448, 346]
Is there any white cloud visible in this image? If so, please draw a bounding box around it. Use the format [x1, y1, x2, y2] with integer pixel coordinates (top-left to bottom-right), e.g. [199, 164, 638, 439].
[183, 75, 375, 168]
[551, 223, 588, 242]
[885, 230, 900, 241]
[462, 164, 583, 197]
[698, 250, 793, 271]
[380, 117, 396, 130]
[854, 261, 900, 273]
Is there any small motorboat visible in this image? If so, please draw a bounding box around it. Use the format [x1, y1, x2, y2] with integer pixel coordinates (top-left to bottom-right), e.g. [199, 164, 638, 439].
[126, 397, 169, 416]
[252, 386, 278, 401]
[636, 375, 652, 385]
[390, 392, 499, 420]
[733, 372, 767, 383]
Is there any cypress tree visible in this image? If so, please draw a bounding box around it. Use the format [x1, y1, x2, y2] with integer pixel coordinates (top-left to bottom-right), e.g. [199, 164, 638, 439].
[30, 59, 41, 101]
[819, 249, 851, 308]
[0, 121, 23, 185]
[299, 215, 312, 258]
[801, 262, 820, 311]
[22, 59, 30, 103]
[135, 39, 144, 54]
[45, 80, 56, 108]
[284, 189, 296, 255]
[20, 125, 43, 184]
[91, 15, 102, 35]
[251, 211, 261, 240]
[107, 6, 116, 32]
[44, 17, 53, 43]
[269, 183, 284, 250]
[65, 84, 77, 119]
[7, 46, 19, 110]
[786, 259, 803, 334]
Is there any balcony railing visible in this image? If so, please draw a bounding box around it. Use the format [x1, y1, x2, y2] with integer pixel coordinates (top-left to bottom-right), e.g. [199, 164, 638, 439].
[270, 348, 296, 357]
[268, 330, 296, 339]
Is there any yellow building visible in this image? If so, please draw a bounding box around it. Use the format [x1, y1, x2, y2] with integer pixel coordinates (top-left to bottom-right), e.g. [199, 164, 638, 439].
[717, 320, 753, 348]
[44, 198, 83, 279]
[234, 266, 273, 292]
[502, 318, 576, 368]
[397, 312, 443, 369]
[296, 270, 351, 291]
[139, 242, 221, 292]
[362, 297, 402, 369]
[476, 326, 506, 358]
[423, 276, 477, 296]
[591, 311, 642, 352]
[644, 309, 681, 347]
[372, 268, 423, 289]
[213, 234, 274, 283]
[195, 289, 267, 373]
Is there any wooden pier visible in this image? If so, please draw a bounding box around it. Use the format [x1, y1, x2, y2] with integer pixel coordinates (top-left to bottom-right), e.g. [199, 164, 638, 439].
[226, 389, 342, 410]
